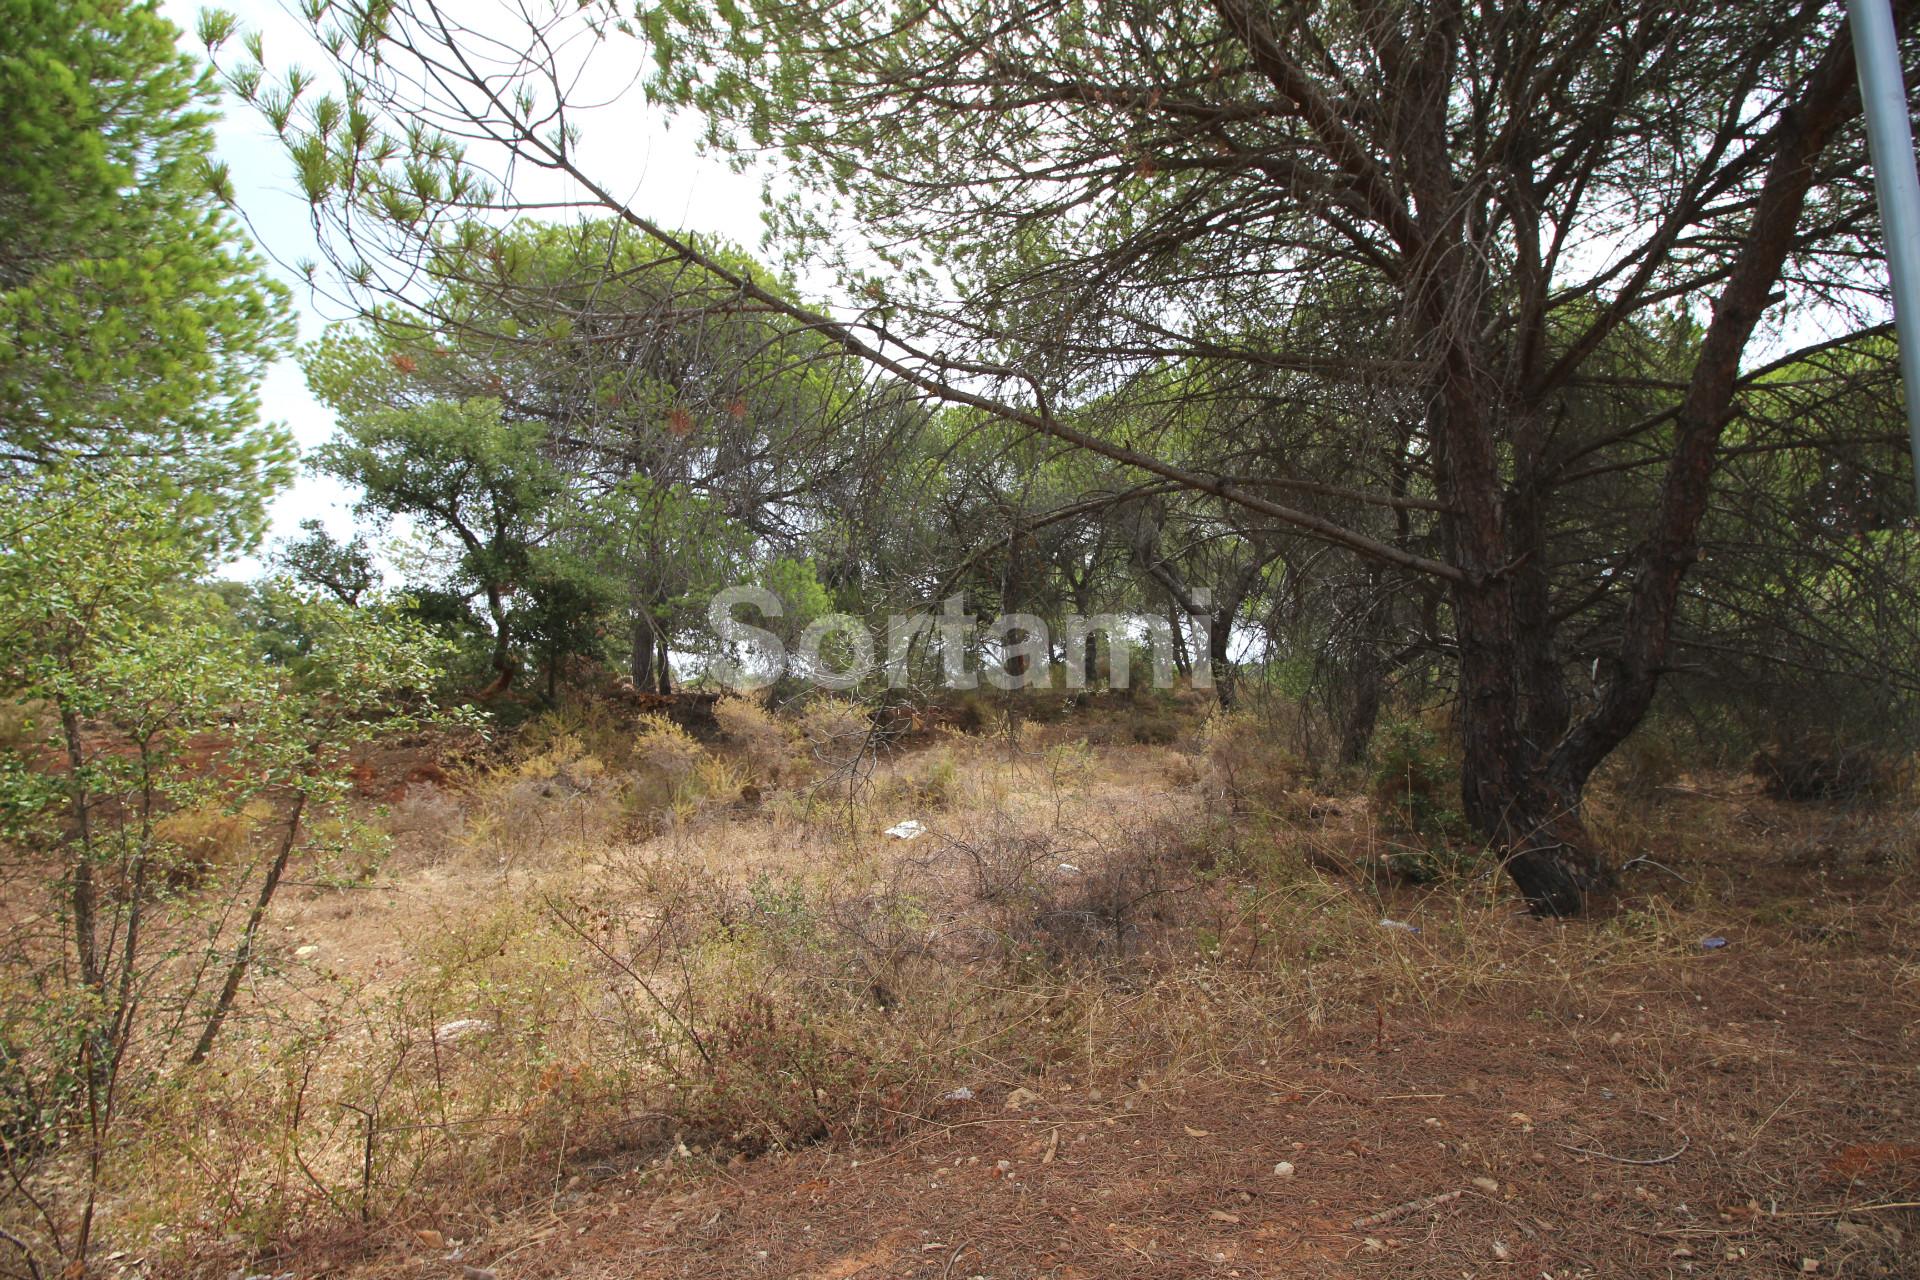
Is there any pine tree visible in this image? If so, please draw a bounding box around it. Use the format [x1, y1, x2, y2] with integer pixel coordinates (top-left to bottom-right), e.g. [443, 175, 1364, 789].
[0, 0, 294, 554]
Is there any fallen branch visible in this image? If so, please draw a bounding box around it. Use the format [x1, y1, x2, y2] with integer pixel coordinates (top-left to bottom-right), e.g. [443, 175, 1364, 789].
[1554, 1130, 1690, 1165]
[1350, 1189, 1463, 1230]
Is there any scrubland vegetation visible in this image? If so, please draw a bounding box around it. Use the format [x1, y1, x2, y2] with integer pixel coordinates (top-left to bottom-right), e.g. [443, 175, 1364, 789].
[4, 677, 1918, 1277]
[6, 0, 1920, 1276]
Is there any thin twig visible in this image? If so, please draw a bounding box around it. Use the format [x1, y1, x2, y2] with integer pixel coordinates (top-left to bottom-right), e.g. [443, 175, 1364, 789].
[940, 1241, 974, 1280]
[1554, 1131, 1690, 1165]
[1619, 855, 1693, 884]
[1350, 1188, 1463, 1230]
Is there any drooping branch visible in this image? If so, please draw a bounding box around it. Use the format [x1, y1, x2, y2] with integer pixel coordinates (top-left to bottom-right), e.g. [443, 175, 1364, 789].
[1548, 14, 1871, 795]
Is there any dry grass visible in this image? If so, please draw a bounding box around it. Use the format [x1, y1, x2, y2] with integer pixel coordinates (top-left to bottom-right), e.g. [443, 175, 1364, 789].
[27, 698, 1920, 1280]
[1200, 708, 1315, 817]
[711, 694, 804, 788]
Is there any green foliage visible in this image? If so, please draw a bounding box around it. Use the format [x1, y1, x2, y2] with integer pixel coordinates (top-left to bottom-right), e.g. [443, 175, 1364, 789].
[274, 518, 378, 605]
[314, 396, 581, 685]
[0, 471, 467, 1273]
[300, 219, 908, 695]
[1371, 719, 1467, 843]
[0, 0, 294, 553]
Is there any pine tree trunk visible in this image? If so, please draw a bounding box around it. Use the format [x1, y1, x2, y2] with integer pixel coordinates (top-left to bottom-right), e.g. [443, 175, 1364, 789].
[1208, 611, 1235, 710]
[485, 583, 514, 689]
[631, 614, 655, 689]
[1166, 604, 1191, 677]
[1339, 647, 1382, 766]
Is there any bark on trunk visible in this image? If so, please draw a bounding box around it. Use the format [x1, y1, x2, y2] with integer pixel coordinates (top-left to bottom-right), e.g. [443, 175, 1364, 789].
[632, 614, 656, 690]
[484, 583, 514, 689]
[1208, 611, 1235, 710]
[1339, 645, 1383, 767]
[1451, 574, 1611, 916]
[191, 791, 306, 1065]
[60, 705, 100, 994]
[1166, 604, 1192, 677]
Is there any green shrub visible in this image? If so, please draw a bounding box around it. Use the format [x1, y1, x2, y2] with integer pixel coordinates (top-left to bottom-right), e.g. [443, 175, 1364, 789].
[1370, 717, 1469, 859]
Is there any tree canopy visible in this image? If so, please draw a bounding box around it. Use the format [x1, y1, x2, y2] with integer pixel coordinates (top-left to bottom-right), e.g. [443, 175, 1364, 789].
[1, 0, 294, 554]
[207, 0, 1920, 912]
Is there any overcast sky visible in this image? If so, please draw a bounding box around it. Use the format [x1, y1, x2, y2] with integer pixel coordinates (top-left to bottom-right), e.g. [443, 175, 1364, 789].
[161, 0, 769, 578]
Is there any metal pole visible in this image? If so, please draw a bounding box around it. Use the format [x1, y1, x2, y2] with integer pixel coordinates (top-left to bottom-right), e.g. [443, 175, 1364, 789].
[1848, 0, 1920, 505]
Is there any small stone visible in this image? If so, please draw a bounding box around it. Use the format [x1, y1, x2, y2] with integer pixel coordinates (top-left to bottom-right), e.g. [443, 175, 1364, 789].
[1273, 1161, 1295, 1178]
[1209, 1210, 1240, 1223]
[1472, 1177, 1500, 1194]
[1003, 1087, 1040, 1111]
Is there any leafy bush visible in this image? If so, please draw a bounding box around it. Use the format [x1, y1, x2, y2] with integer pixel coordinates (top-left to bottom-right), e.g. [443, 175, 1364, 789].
[0, 476, 468, 1275]
[1370, 717, 1465, 841]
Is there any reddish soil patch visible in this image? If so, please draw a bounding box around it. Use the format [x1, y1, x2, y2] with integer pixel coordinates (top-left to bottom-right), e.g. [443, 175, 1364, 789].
[337, 929, 1916, 1280]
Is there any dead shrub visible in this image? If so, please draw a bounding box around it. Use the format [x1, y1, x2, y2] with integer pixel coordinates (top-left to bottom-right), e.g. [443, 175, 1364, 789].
[632, 713, 703, 783]
[623, 714, 753, 829]
[797, 696, 877, 778]
[152, 802, 261, 888]
[714, 694, 803, 788]
[383, 783, 466, 861]
[1127, 708, 1182, 744]
[940, 690, 1000, 734]
[918, 814, 1200, 966]
[1751, 739, 1907, 802]
[873, 744, 960, 812]
[1202, 711, 1310, 815]
[1028, 838, 1186, 960]
[1597, 720, 1686, 797]
[457, 732, 623, 869]
[519, 700, 645, 770]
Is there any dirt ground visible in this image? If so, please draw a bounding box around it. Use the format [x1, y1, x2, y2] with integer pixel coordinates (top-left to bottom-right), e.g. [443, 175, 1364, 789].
[266, 758, 1920, 1280]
